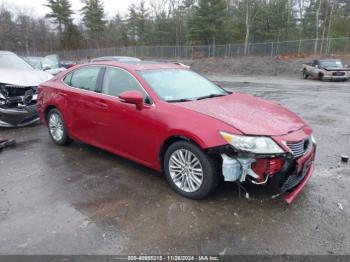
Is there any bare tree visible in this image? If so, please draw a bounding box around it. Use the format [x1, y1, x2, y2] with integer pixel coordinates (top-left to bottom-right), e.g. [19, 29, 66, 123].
[314, 0, 322, 54]
[244, 0, 250, 55]
[326, 0, 336, 54]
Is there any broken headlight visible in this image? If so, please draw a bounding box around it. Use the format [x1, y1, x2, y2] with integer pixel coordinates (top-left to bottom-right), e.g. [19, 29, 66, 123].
[219, 131, 284, 154]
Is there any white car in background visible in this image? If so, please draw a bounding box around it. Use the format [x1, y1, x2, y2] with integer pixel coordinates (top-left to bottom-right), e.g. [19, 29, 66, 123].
[0, 51, 52, 127]
[25, 54, 66, 76]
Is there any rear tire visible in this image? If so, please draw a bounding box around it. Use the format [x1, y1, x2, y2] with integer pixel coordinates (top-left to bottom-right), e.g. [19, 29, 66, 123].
[163, 141, 219, 199]
[47, 108, 73, 146]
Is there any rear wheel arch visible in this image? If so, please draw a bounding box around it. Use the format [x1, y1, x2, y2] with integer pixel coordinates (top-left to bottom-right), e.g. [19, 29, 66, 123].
[44, 105, 57, 122]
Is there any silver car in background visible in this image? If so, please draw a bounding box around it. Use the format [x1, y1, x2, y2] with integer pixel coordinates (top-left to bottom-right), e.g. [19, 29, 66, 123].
[91, 56, 141, 62]
[0, 51, 52, 127]
[25, 54, 66, 76]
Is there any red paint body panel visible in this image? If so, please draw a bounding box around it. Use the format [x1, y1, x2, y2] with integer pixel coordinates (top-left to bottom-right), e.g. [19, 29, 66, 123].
[177, 93, 306, 136]
[37, 62, 316, 203]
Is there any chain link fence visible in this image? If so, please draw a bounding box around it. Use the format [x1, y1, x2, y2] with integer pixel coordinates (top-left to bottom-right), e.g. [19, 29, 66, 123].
[32, 37, 350, 61]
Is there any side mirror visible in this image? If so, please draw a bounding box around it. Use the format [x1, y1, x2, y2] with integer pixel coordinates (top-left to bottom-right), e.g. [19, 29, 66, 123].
[119, 91, 144, 110]
[315, 64, 319, 68]
[345, 64, 348, 68]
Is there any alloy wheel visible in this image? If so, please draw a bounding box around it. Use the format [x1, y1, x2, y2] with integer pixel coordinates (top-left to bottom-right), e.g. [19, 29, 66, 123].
[168, 149, 204, 192]
[49, 113, 64, 142]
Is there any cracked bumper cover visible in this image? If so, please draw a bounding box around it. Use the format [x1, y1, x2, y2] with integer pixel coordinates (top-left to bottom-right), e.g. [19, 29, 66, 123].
[283, 144, 316, 204]
[208, 142, 316, 204]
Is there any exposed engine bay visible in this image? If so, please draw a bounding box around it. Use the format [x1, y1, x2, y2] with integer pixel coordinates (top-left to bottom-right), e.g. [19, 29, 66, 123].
[0, 83, 38, 127]
[221, 153, 284, 185]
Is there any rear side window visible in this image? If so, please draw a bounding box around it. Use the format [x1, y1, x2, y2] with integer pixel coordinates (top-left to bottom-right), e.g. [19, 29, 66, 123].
[70, 67, 101, 91]
[102, 67, 145, 97]
[63, 73, 72, 85]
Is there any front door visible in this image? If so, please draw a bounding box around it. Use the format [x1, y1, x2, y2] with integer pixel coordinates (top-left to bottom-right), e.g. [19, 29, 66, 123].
[93, 67, 159, 165]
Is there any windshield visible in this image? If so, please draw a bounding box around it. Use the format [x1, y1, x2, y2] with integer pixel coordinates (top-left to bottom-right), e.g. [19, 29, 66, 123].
[319, 60, 344, 68]
[42, 54, 59, 69]
[139, 69, 227, 102]
[27, 57, 43, 69]
[0, 54, 34, 70]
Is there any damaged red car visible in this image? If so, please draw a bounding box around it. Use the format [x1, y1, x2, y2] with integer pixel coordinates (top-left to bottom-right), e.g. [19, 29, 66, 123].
[37, 61, 316, 203]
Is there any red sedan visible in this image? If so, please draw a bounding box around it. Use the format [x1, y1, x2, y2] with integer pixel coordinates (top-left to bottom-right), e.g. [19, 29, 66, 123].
[37, 61, 316, 203]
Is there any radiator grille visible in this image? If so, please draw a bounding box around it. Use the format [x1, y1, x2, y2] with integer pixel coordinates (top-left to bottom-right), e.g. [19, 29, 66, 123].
[286, 138, 311, 158]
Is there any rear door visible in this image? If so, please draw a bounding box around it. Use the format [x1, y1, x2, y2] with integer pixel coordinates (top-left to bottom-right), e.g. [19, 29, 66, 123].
[62, 66, 104, 142]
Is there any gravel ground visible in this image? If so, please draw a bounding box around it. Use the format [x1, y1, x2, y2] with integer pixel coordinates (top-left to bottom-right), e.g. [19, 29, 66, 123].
[163, 56, 350, 77]
[0, 75, 349, 255]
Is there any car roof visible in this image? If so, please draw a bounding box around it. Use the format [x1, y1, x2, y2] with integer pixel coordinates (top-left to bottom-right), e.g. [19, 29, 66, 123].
[92, 56, 141, 61]
[0, 51, 16, 55]
[317, 59, 342, 62]
[87, 60, 183, 71]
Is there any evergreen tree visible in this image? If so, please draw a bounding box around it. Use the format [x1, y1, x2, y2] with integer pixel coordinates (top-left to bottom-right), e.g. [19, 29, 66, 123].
[81, 0, 107, 45]
[61, 23, 84, 50]
[45, 0, 73, 36]
[187, 0, 228, 47]
[127, 1, 152, 45]
[105, 14, 129, 46]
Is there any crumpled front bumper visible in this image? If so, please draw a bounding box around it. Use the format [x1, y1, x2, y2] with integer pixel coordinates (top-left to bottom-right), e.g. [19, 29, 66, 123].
[0, 105, 39, 127]
[282, 144, 316, 204]
[208, 139, 316, 204]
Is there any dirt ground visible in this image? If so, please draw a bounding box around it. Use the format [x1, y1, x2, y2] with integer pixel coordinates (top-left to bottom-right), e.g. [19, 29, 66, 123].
[0, 75, 349, 255]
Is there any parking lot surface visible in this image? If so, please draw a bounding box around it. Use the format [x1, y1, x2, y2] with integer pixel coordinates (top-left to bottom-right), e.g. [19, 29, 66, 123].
[0, 76, 349, 255]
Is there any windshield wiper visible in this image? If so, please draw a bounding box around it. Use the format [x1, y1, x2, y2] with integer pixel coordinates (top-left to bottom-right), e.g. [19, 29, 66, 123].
[166, 98, 193, 103]
[196, 93, 227, 100]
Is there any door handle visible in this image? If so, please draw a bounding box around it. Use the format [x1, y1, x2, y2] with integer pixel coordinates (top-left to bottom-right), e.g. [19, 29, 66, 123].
[96, 101, 108, 109]
[58, 92, 67, 97]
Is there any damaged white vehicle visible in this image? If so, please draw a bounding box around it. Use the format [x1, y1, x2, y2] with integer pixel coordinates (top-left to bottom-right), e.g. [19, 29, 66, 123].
[0, 51, 52, 127]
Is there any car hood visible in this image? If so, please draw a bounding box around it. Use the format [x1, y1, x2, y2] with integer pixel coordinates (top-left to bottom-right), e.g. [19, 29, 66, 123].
[323, 67, 350, 71]
[176, 93, 306, 136]
[0, 68, 52, 86]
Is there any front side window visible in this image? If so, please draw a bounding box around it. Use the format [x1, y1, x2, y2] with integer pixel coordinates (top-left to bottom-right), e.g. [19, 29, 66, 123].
[70, 66, 101, 91]
[102, 67, 145, 97]
[63, 73, 73, 85]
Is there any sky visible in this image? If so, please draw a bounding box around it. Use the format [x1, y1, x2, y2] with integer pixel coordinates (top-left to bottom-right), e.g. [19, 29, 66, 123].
[0, 0, 144, 19]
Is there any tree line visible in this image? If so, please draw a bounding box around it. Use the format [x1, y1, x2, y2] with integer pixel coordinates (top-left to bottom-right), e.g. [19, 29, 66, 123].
[0, 0, 349, 55]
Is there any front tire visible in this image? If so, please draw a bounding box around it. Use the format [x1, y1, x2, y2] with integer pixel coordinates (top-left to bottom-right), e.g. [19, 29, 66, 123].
[319, 73, 324, 81]
[302, 69, 309, 79]
[163, 141, 219, 199]
[47, 108, 73, 146]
